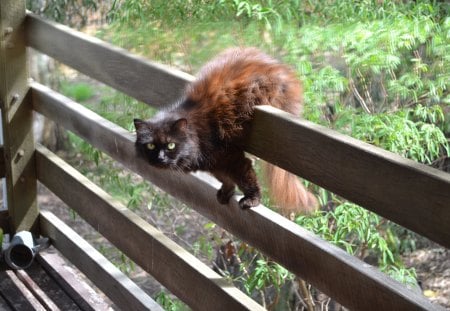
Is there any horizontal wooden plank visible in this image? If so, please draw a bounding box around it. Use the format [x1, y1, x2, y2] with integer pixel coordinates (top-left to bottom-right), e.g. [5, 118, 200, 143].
[36, 251, 111, 311]
[38, 210, 162, 311]
[0, 146, 5, 178]
[15, 269, 61, 311]
[31, 80, 450, 248]
[0, 270, 45, 311]
[32, 83, 443, 310]
[0, 294, 11, 311]
[25, 12, 192, 107]
[36, 146, 263, 311]
[247, 106, 450, 248]
[0, 211, 10, 232]
[24, 13, 450, 247]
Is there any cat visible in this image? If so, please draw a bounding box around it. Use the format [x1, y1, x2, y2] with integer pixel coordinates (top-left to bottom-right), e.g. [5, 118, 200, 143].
[134, 47, 318, 214]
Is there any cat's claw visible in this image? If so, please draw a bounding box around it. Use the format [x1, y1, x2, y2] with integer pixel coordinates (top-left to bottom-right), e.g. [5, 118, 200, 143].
[217, 188, 234, 205]
[239, 197, 260, 209]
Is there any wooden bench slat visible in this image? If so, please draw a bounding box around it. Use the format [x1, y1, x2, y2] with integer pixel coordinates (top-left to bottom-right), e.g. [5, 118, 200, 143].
[0, 293, 12, 311]
[15, 269, 61, 311]
[25, 253, 93, 311]
[0, 146, 5, 178]
[0, 270, 46, 311]
[36, 146, 264, 311]
[32, 83, 443, 310]
[38, 210, 163, 311]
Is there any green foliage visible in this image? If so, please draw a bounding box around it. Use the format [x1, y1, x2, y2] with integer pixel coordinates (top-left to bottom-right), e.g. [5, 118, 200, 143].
[297, 203, 390, 264]
[385, 266, 418, 288]
[96, 92, 157, 130]
[108, 0, 149, 25]
[98, 244, 136, 275]
[244, 260, 292, 295]
[67, 132, 102, 166]
[334, 104, 449, 164]
[296, 201, 417, 284]
[155, 291, 189, 311]
[27, 0, 98, 28]
[282, 16, 449, 118]
[60, 82, 95, 102]
[108, 0, 233, 26]
[192, 222, 219, 262]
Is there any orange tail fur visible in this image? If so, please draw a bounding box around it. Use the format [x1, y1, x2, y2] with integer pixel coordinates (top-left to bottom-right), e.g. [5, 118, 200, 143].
[263, 162, 318, 215]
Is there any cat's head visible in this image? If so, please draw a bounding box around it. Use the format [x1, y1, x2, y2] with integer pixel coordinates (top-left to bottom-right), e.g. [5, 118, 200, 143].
[134, 117, 197, 171]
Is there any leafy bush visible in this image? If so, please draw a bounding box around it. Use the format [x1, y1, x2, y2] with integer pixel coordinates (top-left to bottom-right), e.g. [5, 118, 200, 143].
[155, 291, 189, 311]
[333, 104, 449, 163]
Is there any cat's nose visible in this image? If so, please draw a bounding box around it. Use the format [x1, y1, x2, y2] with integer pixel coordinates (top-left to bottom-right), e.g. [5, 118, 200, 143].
[157, 150, 165, 162]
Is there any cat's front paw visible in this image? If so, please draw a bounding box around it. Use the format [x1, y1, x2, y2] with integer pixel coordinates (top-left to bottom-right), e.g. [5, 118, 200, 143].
[239, 196, 260, 209]
[217, 188, 234, 204]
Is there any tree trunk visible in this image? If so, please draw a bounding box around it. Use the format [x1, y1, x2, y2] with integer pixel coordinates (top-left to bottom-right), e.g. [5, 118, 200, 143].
[29, 51, 68, 151]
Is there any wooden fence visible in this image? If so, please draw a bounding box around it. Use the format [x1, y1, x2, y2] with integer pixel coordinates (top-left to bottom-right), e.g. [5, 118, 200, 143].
[1, 1, 448, 310]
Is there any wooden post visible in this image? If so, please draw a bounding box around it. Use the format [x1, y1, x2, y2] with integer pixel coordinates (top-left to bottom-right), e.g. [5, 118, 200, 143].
[0, 0, 38, 232]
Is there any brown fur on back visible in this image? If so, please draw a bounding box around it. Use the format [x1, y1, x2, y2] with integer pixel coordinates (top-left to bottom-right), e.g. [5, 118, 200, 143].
[185, 47, 302, 140]
[186, 47, 317, 214]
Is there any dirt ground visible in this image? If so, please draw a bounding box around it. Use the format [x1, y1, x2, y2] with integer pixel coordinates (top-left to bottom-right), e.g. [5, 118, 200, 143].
[403, 247, 450, 309]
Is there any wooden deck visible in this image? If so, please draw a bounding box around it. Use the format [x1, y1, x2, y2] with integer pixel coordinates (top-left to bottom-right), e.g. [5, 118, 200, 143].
[1, 210, 162, 311]
[0, 249, 113, 311]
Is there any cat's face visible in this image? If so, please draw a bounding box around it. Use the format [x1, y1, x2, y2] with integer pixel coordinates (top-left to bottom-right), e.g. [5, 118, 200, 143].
[134, 117, 195, 171]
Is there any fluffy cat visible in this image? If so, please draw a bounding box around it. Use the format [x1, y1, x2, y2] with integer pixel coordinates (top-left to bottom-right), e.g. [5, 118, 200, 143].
[134, 47, 318, 214]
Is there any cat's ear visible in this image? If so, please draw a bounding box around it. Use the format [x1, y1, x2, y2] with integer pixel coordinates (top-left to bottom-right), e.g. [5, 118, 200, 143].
[172, 118, 188, 132]
[134, 119, 151, 133]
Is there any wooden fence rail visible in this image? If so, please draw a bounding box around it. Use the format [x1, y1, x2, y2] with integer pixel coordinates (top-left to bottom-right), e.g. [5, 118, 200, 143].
[25, 12, 191, 107]
[36, 144, 263, 311]
[0, 8, 443, 311]
[25, 13, 450, 248]
[31, 82, 442, 310]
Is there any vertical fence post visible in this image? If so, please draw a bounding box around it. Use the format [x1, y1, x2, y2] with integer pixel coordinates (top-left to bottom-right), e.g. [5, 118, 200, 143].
[0, 0, 38, 232]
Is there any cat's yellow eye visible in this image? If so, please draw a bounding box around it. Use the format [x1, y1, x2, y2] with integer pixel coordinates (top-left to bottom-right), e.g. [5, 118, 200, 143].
[146, 143, 156, 150]
[167, 142, 176, 150]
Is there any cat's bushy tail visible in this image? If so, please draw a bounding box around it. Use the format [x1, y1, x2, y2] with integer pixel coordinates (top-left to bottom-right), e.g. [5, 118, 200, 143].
[263, 162, 318, 216]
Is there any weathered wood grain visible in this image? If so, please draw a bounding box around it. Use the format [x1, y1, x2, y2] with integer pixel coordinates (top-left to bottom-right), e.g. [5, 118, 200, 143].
[25, 13, 192, 107]
[32, 83, 443, 310]
[0, 0, 38, 232]
[36, 146, 264, 311]
[0, 270, 45, 311]
[0, 294, 12, 311]
[39, 210, 163, 311]
[15, 269, 61, 311]
[31, 82, 450, 248]
[0, 147, 5, 178]
[36, 251, 110, 311]
[248, 106, 450, 247]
